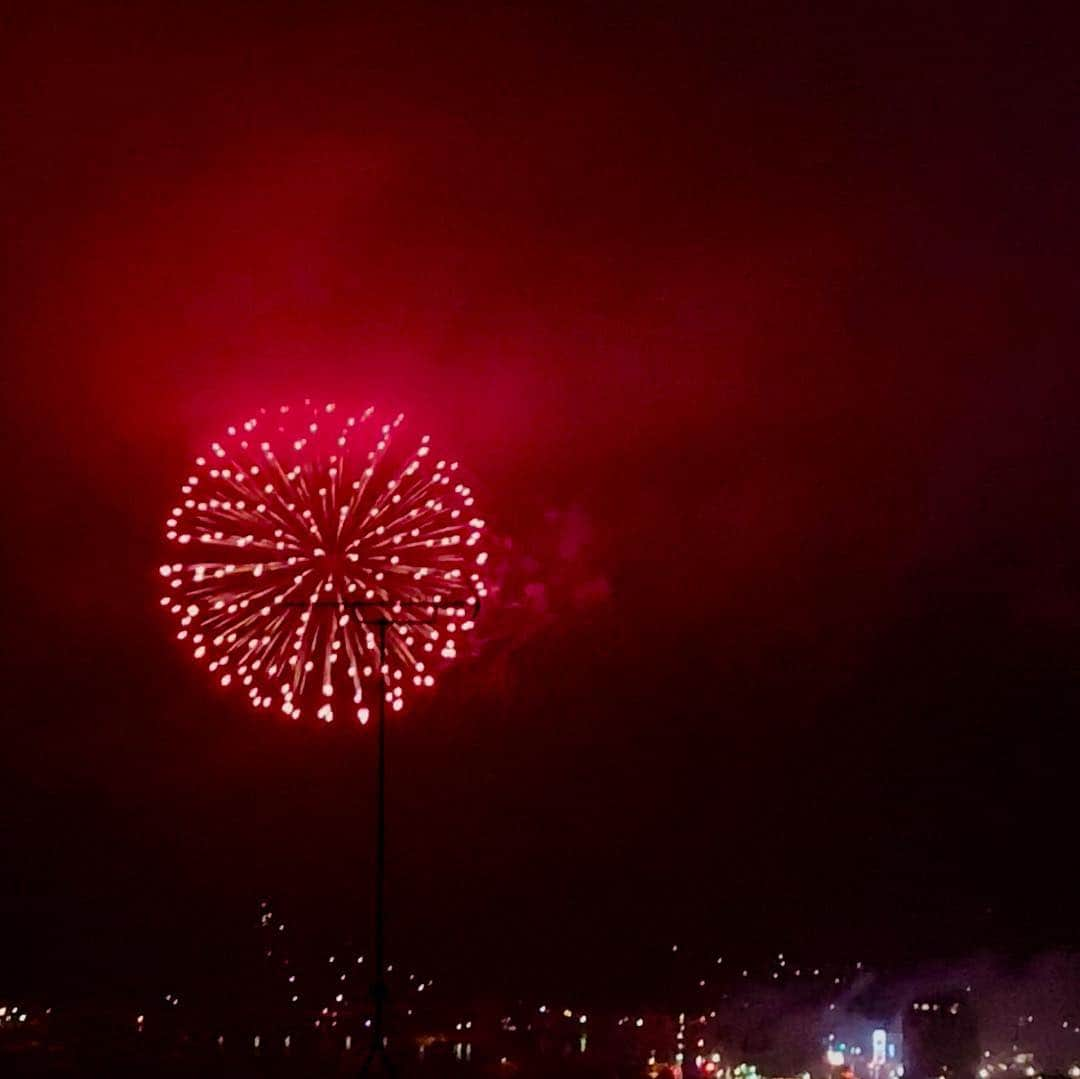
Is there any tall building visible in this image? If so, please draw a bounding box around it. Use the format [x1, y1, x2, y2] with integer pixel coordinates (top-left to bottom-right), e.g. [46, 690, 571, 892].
[904, 995, 979, 1079]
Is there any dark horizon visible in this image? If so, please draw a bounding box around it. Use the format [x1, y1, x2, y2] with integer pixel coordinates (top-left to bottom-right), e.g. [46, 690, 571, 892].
[2, 2, 1078, 1014]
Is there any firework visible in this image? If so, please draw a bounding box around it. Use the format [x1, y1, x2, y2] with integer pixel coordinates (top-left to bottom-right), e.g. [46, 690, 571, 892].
[161, 401, 487, 722]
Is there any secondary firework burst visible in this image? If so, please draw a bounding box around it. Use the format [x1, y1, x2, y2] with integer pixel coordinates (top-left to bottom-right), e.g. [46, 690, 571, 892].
[160, 401, 487, 723]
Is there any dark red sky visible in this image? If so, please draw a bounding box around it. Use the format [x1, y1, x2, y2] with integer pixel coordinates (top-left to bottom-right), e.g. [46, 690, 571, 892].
[2, 4, 1078, 1005]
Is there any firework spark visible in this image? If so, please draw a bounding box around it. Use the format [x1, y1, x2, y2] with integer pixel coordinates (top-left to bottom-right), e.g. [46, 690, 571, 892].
[161, 401, 486, 722]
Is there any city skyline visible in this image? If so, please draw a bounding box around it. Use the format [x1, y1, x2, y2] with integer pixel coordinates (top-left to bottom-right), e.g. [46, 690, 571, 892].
[2, 2, 1078, 1073]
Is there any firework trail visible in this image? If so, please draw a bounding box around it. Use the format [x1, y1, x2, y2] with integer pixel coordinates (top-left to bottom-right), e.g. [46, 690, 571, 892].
[161, 401, 487, 722]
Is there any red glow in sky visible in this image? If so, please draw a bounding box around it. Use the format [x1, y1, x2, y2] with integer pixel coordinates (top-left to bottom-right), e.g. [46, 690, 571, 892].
[2, 2, 1078, 1002]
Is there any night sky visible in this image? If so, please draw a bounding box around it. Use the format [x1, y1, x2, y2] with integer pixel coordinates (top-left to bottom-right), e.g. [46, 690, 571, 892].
[2, 4, 1078, 1008]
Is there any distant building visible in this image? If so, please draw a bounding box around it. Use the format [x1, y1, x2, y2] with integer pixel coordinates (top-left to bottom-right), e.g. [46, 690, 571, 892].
[904, 994, 979, 1079]
[822, 1017, 902, 1079]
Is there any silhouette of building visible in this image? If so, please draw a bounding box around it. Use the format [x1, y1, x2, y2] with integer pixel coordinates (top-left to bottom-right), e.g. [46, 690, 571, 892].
[904, 995, 978, 1079]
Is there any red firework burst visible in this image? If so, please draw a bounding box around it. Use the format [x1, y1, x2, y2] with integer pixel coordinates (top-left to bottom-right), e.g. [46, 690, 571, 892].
[160, 401, 487, 722]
